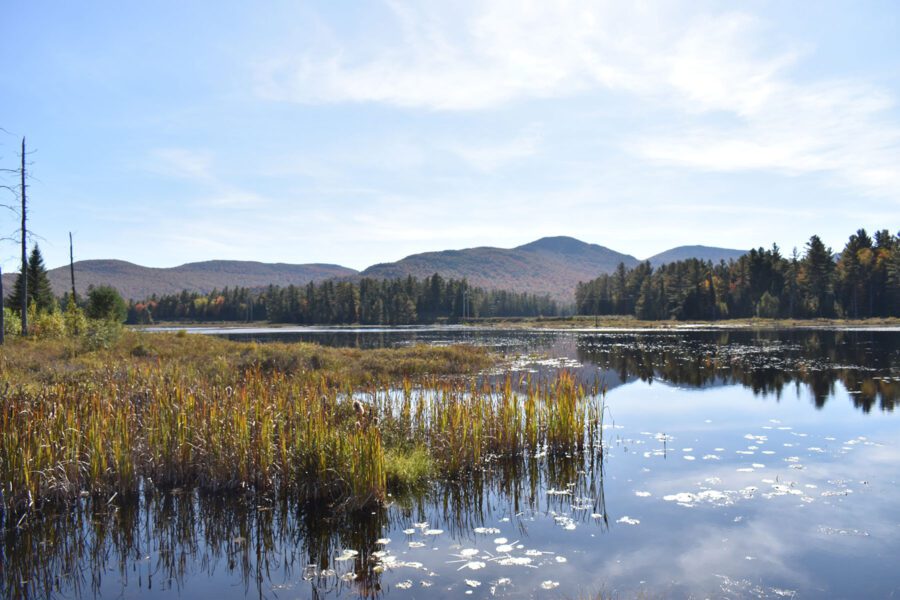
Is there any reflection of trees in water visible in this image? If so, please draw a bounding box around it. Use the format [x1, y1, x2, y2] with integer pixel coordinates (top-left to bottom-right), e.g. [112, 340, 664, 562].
[1, 491, 391, 599]
[575, 330, 899, 412]
[2, 451, 607, 599]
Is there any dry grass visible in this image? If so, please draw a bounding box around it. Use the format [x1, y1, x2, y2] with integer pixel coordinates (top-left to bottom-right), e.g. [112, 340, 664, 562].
[0, 332, 602, 515]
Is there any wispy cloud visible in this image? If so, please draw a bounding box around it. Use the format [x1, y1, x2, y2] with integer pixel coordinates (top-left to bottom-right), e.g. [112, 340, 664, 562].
[255, 1, 900, 197]
[255, 2, 639, 110]
[144, 147, 269, 209]
[147, 148, 215, 182]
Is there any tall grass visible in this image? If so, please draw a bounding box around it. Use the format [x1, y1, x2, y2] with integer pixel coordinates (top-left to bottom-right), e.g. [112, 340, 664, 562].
[0, 333, 602, 515]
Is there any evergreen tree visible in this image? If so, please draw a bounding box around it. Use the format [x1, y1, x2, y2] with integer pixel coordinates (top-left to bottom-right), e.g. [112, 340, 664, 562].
[836, 229, 872, 318]
[887, 232, 900, 313]
[8, 245, 55, 313]
[86, 285, 128, 322]
[800, 235, 835, 317]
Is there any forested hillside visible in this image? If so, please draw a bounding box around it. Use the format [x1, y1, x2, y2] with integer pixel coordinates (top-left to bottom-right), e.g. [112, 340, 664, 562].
[576, 229, 899, 320]
[361, 236, 639, 301]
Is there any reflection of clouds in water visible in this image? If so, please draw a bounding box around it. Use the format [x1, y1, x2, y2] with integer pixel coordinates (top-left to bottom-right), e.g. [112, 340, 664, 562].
[585, 413, 900, 595]
[590, 519, 808, 596]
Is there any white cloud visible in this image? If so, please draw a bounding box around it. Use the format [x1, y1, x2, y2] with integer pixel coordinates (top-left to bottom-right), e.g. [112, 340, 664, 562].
[255, 2, 642, 110]
[144, 147, 269, 209]
[254, 1, 900, 197]
[633, 78, 900, 196]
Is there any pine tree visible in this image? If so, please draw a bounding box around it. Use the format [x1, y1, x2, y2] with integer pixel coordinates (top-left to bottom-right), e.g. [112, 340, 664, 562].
[8, 245, 55, 313]
[800, 235, 835, 317]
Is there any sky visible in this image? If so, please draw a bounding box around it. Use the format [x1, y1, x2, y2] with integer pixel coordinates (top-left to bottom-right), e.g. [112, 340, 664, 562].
[1, 1, 898, 272]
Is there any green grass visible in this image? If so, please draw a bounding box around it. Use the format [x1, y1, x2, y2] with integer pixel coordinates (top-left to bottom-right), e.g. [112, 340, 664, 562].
[384, 446, 433, 493]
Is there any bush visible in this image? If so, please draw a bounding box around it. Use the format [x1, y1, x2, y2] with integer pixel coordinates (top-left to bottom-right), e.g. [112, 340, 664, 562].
[82, 319, 123, 350]
[86, 285, 127, 322]
[2, 307, 21, 337]
[31, 310, 66, 339]
[64, 297, 88, 337]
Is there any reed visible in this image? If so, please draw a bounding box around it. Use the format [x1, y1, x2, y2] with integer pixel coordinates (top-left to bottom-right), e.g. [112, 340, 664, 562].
[0, 334, 602, 515]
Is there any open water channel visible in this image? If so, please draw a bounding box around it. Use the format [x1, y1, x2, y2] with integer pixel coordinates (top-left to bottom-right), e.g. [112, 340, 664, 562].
[5, 327, 899, 599]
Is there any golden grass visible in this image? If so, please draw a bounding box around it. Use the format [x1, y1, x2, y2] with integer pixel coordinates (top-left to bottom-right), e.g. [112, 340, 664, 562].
[0, 332, 602, 515]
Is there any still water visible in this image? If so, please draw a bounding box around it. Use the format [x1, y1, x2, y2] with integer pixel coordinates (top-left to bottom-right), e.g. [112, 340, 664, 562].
[5, 328, 899, 599]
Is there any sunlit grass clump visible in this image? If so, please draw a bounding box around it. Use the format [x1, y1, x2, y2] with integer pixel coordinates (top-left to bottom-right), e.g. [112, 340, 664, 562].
[0, 332, 602, 515]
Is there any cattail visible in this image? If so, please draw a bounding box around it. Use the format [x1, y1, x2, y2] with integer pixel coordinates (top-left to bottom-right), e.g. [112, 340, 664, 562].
[352, 399, 366, 418]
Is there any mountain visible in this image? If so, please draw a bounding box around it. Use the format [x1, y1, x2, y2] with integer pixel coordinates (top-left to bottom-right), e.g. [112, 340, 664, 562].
[2, 239, 749, 304]
[646, 245, 747, 267]
[361, 236, 639, 301]
[1, 259, 358, 301]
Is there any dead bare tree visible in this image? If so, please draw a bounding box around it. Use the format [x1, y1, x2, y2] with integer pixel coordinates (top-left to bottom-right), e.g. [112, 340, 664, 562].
[0, 135, 37, 337]
[69, 231, 76, 301]
[19, 137, 27, 336]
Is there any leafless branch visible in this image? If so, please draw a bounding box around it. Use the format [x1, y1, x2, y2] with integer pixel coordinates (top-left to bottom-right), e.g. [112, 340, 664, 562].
[25, 230, 47, 244]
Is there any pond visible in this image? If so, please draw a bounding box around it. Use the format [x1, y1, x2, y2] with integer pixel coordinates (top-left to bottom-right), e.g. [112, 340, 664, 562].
[5, 328, 899, 599]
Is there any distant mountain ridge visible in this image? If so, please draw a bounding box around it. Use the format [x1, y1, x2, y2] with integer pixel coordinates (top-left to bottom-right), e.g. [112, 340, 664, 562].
[362, 236, 639, 301]
[3, 237, 745, 303]
[646, 245, 748, 267]
[1, 260, 358, 301]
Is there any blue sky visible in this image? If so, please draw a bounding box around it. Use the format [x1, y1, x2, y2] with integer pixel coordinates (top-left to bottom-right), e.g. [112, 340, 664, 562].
[1, 1, 898, 271]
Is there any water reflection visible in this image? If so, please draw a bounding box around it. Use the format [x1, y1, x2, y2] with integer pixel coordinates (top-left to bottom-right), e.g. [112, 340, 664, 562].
[2, 451, 608, 600]
[215, 328, 899, 412]
[572, 330, 899, 411]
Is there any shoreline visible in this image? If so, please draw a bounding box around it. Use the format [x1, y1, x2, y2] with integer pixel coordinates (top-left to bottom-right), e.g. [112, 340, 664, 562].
[133, 316, 900, 334]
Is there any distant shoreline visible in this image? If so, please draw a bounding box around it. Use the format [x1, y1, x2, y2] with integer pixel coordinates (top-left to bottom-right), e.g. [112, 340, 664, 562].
[134, 316, 900, 333]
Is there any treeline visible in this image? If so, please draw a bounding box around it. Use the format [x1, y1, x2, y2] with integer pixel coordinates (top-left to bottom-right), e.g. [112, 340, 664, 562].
[576, 229, 900, 320]
[128, 273, 558, 325]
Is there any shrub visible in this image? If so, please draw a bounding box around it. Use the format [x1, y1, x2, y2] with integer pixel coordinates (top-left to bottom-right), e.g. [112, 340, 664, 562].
[86, 285, 128, 322]
[2, 307, 21, 336]
[64, 297, 88, 337]
[31, 310, 66, 339]
[82, 318, 123, 350]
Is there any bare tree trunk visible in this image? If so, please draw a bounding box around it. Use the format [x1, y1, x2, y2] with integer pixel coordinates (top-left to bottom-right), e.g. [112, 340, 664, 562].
[0, 265, 4, 345]
[20, 137, 27, 336]
[69, 231, 76, 302]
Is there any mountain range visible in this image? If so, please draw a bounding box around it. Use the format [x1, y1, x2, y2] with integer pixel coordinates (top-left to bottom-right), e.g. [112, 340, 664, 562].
[3, 237, 746, 303]
[2, 260, 356, 303]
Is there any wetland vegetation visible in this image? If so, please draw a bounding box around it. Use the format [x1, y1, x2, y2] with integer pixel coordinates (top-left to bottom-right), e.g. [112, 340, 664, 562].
[0, 331, 604, 516]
